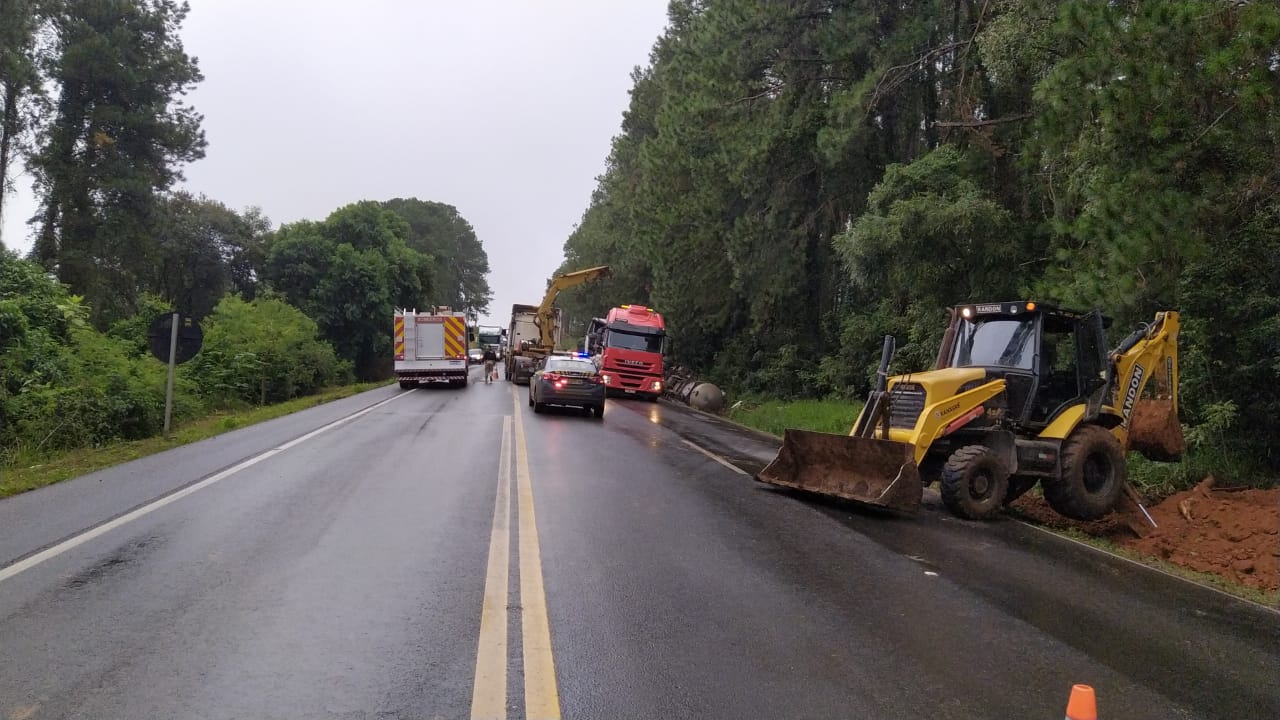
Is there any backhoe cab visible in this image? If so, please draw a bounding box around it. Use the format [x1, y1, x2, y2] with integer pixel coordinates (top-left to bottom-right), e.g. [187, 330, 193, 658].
[757, 302, 1183, 523]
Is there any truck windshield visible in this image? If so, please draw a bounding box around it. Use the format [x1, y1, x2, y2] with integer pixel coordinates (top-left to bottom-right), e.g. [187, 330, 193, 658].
[478, 333, 501, 345]
[606, 329, 663, 354]
[951, 318, 1037, 370]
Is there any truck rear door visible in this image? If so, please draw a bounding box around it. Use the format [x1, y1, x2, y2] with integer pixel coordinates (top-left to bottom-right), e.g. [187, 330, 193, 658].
[416, 319, 445, 359]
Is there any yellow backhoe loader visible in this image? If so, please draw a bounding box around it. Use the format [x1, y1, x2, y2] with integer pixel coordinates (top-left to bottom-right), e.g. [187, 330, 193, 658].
[757, 302, 1183, 522]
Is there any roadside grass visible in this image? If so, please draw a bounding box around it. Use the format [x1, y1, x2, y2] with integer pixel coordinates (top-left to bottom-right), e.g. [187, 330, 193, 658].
[723, 395, 1277, 607]
[724, 396, 863, 438]
[0, 381, 393, 499]
[1128, 447, 1276, 498]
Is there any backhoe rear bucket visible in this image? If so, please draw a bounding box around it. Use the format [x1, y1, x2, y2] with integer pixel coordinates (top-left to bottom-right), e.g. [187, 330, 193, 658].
[1128, 399, 1186, 462]
[755, 429, 923, 512]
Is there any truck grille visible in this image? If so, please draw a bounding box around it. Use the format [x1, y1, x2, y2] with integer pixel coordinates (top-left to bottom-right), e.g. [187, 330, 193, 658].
[888, 383, 926, 429]
[613, 370, 651, 388]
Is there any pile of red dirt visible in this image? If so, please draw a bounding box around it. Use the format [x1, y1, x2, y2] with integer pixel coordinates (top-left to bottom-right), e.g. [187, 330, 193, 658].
[1011, 478, 1279, 593]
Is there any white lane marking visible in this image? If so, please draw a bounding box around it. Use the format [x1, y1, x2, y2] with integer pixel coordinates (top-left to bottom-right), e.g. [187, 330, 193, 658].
[0, 389, 413, 585]
[681, 439, 749, 475]
[470, 416, 512, 719]
[513, 392, 562, 719]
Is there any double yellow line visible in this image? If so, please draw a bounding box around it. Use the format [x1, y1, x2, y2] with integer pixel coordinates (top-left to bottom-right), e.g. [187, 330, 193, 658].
[470, 395, 561, 720]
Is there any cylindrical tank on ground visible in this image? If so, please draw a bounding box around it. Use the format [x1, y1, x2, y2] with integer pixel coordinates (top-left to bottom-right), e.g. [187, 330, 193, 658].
[688, 383, 724, 413]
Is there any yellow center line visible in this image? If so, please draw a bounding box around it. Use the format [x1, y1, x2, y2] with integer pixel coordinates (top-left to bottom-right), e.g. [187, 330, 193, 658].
[470, 416, 512, 720]
[513, 391, 563, 720]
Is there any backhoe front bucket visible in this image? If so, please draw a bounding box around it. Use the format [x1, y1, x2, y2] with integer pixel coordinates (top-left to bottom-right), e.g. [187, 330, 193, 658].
[755, 429, 922, 512]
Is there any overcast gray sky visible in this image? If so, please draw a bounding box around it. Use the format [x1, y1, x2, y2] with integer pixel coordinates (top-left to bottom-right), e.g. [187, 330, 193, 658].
[2, 0, 669, 327]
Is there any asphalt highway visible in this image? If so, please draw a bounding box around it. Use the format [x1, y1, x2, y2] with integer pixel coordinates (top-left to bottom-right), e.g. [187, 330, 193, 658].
[1, 369, 1276, 719]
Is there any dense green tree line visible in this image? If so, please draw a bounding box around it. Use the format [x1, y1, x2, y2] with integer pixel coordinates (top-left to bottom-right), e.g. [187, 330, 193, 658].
[557, 0, 1279, 477]
[1, 249, 351, 463]
[1, 0, 493, 462]
[261, 198, 491, 379]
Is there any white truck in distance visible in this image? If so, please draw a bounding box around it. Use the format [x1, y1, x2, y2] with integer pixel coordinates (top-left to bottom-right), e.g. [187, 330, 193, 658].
[394, 308, 470, 388]
[477, 325, 505, 359]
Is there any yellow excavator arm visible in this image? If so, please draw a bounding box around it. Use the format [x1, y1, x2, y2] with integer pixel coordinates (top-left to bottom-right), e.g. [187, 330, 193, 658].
[1108, 311, 1183, 460]
[534, 265, 612, 349]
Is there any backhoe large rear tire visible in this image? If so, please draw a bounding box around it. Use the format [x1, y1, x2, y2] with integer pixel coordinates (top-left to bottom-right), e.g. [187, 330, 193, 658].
[940, 445, 1009, 520]
[1044, 424, 1126, 520]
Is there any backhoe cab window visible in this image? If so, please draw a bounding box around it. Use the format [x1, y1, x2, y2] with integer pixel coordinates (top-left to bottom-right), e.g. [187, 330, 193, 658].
[606, 329, 663, 354]
[951, 317, 1037, 370]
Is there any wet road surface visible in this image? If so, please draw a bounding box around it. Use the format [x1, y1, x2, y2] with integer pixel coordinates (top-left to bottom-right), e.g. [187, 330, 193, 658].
[1, 370, 1276, 719]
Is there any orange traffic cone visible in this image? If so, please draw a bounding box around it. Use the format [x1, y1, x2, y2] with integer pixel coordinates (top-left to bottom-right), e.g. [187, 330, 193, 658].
[1065, 684, 1097, 720]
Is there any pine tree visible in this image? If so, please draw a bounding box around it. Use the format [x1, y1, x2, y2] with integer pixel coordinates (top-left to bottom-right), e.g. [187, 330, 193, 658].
[30, 0, 205, 324]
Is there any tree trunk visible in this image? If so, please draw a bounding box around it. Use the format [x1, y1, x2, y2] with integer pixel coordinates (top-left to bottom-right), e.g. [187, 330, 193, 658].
[0, 81, 18, 250]
[35, 76, 87, 275]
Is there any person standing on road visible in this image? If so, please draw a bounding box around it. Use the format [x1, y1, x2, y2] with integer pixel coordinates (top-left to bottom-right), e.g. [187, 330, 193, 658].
[482, 347, 498, 384]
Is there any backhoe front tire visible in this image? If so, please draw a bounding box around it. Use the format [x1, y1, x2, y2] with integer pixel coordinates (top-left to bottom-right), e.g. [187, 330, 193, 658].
[940, 445, 1009, 521]
[1044, 424, 1125, 520]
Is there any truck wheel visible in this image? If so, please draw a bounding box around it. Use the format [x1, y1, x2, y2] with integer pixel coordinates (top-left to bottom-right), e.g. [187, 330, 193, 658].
[399, 381, 412, 390]
[940, 445, 1009, 521]
[1043, 424, 1125, 520]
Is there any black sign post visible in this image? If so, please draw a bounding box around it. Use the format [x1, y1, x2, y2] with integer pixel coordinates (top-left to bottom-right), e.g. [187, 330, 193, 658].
[147, 313, 203, 437]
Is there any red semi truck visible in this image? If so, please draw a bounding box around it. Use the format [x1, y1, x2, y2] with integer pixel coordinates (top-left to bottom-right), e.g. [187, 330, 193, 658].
[586, 305, 666, 401]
